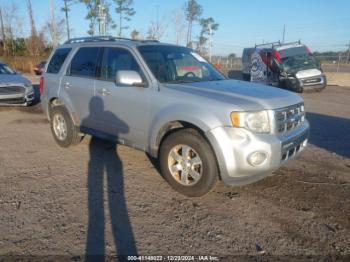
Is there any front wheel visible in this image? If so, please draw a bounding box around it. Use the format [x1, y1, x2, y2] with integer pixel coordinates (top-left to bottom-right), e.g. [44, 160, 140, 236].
[159, 129, 218, 197]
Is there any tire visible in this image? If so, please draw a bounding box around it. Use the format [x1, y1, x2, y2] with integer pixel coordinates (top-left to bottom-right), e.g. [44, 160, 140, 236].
[50, 106, 82, 147]
[159, 129, 218, 197]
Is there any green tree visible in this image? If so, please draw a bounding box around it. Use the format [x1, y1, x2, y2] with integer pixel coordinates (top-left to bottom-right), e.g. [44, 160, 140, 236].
[228, 53, 236, 59]
[197, 17, 219, 55]
[79, 0, 99, 35]
[114, 0, 135, 37]
[184, 0, 202, 47]
[79, 0, 115, 36]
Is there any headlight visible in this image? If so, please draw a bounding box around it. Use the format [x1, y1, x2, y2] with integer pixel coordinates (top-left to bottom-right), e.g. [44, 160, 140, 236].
[25, 84, 34, 93]
[230, 111, 270, 133]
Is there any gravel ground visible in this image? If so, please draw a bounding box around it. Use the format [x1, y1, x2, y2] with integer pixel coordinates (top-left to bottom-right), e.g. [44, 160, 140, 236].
[0, 81, 349, 260]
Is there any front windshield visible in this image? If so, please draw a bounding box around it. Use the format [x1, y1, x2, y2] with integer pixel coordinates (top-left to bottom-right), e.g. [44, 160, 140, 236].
[137, 45, 226, 83]
[0, 63, 16, 75]
[281, 54, 319, 73]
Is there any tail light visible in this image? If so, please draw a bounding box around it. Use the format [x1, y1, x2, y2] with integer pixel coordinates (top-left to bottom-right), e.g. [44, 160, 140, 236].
[39, 76, 44, 95]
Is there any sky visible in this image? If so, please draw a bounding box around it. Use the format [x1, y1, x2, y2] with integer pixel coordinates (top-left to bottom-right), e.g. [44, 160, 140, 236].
[7, 0, 350, 56]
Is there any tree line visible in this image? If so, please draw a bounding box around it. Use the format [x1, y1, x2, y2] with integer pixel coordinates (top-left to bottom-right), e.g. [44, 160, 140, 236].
[0, 0, 221, 58]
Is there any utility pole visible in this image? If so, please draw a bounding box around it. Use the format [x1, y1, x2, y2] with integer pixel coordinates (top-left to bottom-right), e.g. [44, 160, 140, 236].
[208, 22, 213, 62]
[282, 24, 285, 43]
[97, 0, 107, 36]
[63, 0, 71, 40]
[346, 42, 350, 64]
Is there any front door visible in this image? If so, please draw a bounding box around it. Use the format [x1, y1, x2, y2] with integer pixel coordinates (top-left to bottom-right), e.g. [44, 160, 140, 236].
[93, 47, 151, 149]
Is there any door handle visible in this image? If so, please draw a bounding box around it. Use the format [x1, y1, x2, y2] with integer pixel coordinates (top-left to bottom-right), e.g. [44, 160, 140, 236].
[98, 88, 111, 96]
[64, 81, 72, 89]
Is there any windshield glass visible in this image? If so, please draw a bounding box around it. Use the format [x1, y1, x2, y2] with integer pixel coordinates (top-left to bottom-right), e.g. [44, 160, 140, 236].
[281, 54, 319, 72]
[0, 63, 16, 75]
[278, 46, 308, 58]
[137, 45, 226, 83]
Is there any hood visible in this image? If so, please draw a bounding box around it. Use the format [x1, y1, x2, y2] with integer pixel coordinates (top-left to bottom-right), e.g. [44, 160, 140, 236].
[0, 74, 31, 86]
[164, 79, 303, 111]
[295, 69, 322, 79]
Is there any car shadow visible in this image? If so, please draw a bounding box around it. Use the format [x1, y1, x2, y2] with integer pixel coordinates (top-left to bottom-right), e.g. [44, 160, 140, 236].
[82, 96, 138, 260]
[307, 112, 350, 158]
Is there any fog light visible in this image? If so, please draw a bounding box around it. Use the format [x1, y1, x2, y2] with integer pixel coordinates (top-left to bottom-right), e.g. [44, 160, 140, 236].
[248, 151, 267, 166]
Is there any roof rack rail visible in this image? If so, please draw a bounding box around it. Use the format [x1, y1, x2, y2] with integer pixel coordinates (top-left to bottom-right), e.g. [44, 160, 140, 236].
[64, 35, 160, 44]
[272, 40, 301, 48]
[64, 36, 116, 44]
[255, 41, 281, 48]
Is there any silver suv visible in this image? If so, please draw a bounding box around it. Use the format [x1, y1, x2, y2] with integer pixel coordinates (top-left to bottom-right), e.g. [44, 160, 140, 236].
[41, 36, 309, 197]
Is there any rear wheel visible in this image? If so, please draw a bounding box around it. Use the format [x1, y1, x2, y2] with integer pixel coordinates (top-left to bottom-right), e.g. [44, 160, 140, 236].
[50, 106, 83, 147]
[159, 129, 218, 197]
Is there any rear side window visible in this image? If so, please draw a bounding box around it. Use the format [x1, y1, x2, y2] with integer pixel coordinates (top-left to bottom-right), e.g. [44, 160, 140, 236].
[70, 47, 101, 77]
[47, 48, 71, 74]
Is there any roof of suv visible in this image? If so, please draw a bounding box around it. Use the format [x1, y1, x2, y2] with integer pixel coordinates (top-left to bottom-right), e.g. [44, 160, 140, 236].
[60, 36, 177, 48]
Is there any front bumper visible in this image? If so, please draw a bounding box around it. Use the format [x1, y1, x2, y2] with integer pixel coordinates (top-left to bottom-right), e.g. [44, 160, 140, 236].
[0, 86, 35, 106]
[282, 74, 327, 92]
[206, 121, 309, 186]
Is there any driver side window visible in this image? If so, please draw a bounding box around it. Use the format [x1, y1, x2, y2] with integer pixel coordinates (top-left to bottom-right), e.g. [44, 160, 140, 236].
[101, 47, 141, 82]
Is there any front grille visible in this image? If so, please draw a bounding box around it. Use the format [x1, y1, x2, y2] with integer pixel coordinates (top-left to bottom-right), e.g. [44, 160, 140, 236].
[302, 77, 322, 85]
[275, 103, 305, 134]
[0, 85, 25, 95]
[281, 143, 302, 161]
[0, 97, 26, 104]
[281, 131, 308, 161]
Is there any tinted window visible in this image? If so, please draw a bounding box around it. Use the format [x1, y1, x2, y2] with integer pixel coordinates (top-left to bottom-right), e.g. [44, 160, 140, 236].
[101, 48, 140, 81]
[47, 48, 71, 74]
[70, 47, 101, 77]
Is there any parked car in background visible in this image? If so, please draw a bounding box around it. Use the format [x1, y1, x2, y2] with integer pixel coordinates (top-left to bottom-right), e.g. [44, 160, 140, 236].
[34, 61, 46, 75]
[0, 61, 34, 106]
[42, 36, 309, 197]
[242, 41, 326, 92]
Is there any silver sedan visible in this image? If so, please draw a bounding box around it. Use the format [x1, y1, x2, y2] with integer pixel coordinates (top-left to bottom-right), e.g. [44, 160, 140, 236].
[0, 62, 34, 106]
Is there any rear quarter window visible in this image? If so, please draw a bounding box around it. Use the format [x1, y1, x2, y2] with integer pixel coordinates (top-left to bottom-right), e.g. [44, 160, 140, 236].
[47, 48, 71, 74]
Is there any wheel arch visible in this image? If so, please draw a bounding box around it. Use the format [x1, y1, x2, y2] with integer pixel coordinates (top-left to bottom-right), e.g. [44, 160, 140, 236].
[48, 97, 80, 126]
[152, 120, 221, 181]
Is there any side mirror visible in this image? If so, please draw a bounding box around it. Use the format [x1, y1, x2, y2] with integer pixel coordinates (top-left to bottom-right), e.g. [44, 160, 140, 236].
[115, 70, 146, 87]
[15, 70, 22, 75]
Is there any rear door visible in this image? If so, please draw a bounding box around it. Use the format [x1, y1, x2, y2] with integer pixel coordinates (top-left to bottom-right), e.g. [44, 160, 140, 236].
[60, 47, 102, 128]
[44, 47, 72, 104]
